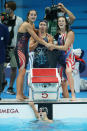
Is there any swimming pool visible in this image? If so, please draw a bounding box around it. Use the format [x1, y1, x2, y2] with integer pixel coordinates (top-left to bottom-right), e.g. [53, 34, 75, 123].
[0, 117, 87, 131]
[0, 103, 87, 131]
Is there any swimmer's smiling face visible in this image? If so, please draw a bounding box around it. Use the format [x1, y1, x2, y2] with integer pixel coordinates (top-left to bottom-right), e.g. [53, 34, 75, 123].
[28, 10, 37, 23]
[58, 17, 66, 30]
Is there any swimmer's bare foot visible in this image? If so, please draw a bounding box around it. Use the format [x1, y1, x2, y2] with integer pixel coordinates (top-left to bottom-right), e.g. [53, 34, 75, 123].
[16, 95, 24, 101]
[71, 96, 76, 101]
[22, 95, 28, 99]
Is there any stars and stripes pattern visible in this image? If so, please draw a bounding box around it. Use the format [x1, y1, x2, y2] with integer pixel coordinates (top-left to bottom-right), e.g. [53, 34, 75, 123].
[17, 50, 26, 69]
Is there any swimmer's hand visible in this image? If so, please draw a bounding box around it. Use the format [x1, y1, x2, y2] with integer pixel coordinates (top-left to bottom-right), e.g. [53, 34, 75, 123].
[45, 44, 55, 51]
[29, 101, 34, 107]
[48, 44, 55, 51]
[45, 43, 52, 48]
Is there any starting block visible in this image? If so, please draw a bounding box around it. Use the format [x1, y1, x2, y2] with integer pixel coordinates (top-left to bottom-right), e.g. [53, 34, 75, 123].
[28, 68, 61, 101]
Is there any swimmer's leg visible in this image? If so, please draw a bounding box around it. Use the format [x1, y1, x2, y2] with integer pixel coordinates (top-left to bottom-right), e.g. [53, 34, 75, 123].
[16, 68, 26, 101]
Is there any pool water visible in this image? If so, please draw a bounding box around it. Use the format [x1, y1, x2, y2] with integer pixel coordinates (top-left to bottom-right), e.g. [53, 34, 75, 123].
[0, 118, 87, 131]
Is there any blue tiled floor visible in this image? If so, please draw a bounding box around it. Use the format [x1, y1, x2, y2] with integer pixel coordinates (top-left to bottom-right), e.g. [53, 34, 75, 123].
[0, 77, 29, 99]
[1, 77, 87, 99]
[1, 64, 87, 99]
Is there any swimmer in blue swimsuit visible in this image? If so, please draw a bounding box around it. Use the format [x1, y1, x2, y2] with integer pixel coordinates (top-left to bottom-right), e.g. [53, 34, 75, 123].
[29, 20, 53, 68]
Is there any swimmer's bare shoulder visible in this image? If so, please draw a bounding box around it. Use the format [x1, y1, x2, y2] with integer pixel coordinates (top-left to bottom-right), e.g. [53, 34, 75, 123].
[18, 21, 33, 33]
[41, 112, 53, 123]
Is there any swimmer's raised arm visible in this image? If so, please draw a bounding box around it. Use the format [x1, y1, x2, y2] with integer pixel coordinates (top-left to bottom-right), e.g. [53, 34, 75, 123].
[58, 3, 76, 23]
[29, 102, 39, 119]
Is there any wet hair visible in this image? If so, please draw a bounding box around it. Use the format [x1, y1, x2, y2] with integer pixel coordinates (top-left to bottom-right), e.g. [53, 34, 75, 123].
[4, 1, 16, 11]
[26, 9, 37, 22]
[39, 19, 48, 26]
[39, 20, 48, 33]
[39, 107, 48, 114]
[57, 16, 70, 32]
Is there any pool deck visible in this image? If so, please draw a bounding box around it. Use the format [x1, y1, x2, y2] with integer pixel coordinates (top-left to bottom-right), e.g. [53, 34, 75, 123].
[0, 98, 87, 104]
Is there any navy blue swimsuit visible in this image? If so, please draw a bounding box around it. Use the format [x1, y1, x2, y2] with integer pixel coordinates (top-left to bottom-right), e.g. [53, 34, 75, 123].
[33, 37, 49, 68]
